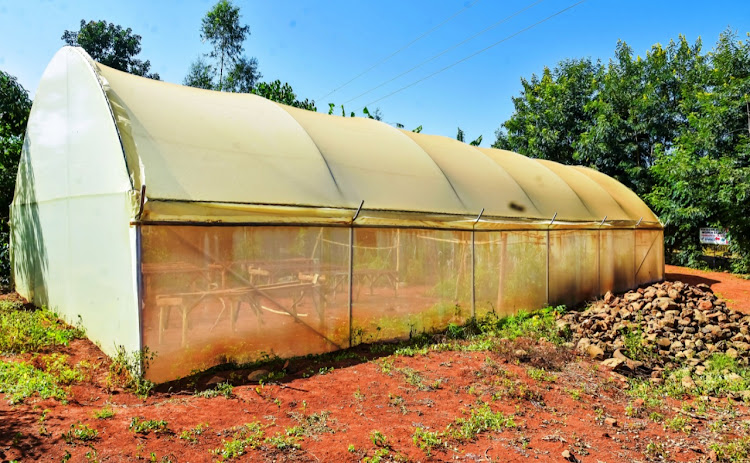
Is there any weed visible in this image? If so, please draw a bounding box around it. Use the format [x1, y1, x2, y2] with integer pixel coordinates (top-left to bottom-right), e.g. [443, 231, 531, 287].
[649, 412, 664, 423]
[449, 403, 516, 441]
[413, 427, 444, 456]
[318, 366, 334, 375]
[106, 346, 155, 398]
[197, 381, 234, 398]
[0, 360, 67, 404]
[645, 441, 670, 460]
[664, 415, 691, 434]
[619, 326, 655, 362]
[527, 367, 557, 383]
[378, 358, 394, 375]
[348, 444, 356, 452]
[212, 422, 264, 460]
[62, 422, 99, 444]
[288, 410, 335, 436]
[370, 430, 390, 448]
[93, 405, 115, 420]
[37, 408, 50, 435]
[129, 417, 170, 434]
[353, 387, 365, 400]
[179, 423, 209, 443]
[264, 428, 302, 450]
[709, 437, 750, 462]
[0, 301, 84, 354]
[388, 393, 408, 415]
[565, 387, 583, 401]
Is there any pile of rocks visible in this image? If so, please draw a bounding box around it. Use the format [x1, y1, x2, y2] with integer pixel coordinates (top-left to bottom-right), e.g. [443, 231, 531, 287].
[558, 280, 750, 376]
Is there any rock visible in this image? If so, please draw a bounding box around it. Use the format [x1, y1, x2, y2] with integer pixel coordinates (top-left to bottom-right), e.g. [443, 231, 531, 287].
[656, 338, 672, 348]
[624, 292, 642, 302]
[601, 358, 626, 369]
[561, 449, 580, 463]
[604, 417, 618, 427]
[514, 349, 530, 361]
[696, 283, 712, 293]
[604, 291, 615, 304]
[726, 348, 739, 359]
[698, 300, 713, 311]
[655, 297, 679, 311]
[587, 344, 605, 361]
[247, 369, 270, 381]
[206, 375, 226, 385]
[576, 338, 591, 352]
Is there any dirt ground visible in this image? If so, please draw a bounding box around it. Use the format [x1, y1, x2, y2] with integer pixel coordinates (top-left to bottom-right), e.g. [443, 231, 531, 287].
[2, 265, 750, 463]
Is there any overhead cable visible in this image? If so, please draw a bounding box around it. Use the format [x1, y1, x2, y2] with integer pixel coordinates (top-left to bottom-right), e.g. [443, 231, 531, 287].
[317, 0, 480, 101]
[362, 0, 588, 109]
[343, 0, 546, 105]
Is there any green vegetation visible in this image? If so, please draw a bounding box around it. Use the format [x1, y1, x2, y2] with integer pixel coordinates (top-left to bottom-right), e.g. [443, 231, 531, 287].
[106, 346, 155, 397]
[61, 20, 159, 78]
[93, 405, 115, 420]
[129, 416, 170, 434]
[412, 403, 516, 456]
[179, 423, 209, 443]
[212, 422, 265, 460]
[197, 381, 234, 398]
[62, 422, 99, 444]
[496, 30, 750, 272]
[0, 360, 67, 404]
[0, 300, 84, 353]
[709, 438, 750, 462]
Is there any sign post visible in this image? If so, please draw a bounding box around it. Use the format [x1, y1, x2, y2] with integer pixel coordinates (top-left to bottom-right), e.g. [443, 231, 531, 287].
[699, 228, 730, 269]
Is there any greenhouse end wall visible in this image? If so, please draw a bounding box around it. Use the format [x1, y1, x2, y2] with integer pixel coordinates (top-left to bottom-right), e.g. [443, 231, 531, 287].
[140, 224, 663, 383]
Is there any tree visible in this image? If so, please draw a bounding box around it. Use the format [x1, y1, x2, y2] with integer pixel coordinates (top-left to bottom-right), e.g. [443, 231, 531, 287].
[0, 70, 32, 287]
[493, 58, 603, 164]
[251, 80, 316, 111]
[457, 127, 482, 146]
[62, 20, 159, 79]
[185, 0, 261, 91]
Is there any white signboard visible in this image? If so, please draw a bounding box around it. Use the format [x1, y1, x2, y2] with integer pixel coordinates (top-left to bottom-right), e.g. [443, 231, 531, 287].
[700, 228, 730, 245]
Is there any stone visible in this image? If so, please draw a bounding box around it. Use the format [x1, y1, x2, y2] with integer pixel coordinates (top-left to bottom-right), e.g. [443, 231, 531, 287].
[247, 369, 270, 381]
[604, 417, 618, 427]
[587, 344, 605, 361]
[625, 292, 642, 302]
[576, 338, 592, 352]
[206, 375, 225, 385]
[603, 291, 615, 304]
[698, 300, 713, 311]
[726, 348, 739, 359]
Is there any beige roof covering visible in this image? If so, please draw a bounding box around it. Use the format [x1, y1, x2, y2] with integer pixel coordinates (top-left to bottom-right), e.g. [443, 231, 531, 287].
[84, 49, 660, 229]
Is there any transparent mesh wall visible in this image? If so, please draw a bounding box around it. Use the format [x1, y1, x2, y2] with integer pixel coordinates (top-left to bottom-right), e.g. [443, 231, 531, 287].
[141, 225, 350, 383]
[351, 229, 472, 344]
[474, 231, 547, 317]
[635, 229, 665, 286]
[549, 230, 599, 308]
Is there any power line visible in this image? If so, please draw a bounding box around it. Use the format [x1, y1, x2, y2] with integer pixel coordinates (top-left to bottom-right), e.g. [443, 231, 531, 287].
[317, 0, 480, 102]
[343, 0, 546, 105]
[361, 0, 589, 110]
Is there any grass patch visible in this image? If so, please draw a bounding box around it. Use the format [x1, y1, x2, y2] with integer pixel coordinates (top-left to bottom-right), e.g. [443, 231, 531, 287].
[61, 422, 98, 444]
[287, 410, 335, 436]
[197, 381, 234, 398]
[0, 360, 67, 404]
[106, 347, 155, 398]
[0, 300, 84, 354]
[709, 437, 750, 462]
[212, 422, 265, 460]
[93, 405, 115, 420]
[179, 423, 209, 443]
[129, 416, 170, 434]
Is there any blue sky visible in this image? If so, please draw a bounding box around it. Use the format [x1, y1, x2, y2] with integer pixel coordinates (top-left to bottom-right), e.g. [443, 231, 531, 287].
[1, 0, 748, 146]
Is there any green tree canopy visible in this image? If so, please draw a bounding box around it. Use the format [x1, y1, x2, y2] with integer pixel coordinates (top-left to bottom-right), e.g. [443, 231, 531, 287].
[0, 70, 32, 286]
[62, 20, 159, 79]
[495, 28, 750, 272]
[185, 0, 261, 91]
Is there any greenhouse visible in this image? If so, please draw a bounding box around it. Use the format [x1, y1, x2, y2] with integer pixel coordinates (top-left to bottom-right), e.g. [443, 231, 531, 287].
[11, 47, 664, 383]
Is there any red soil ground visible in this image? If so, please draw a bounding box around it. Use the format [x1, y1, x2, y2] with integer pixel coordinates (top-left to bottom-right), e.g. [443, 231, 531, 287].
[2, 265, 749, 462]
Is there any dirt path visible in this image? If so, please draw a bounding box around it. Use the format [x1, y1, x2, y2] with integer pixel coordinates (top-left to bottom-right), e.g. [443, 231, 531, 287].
[666, 264, 750, 312]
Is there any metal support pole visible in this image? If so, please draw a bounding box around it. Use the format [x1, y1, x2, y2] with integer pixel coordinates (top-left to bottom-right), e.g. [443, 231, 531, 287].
[546, 213, 556, 306]
[471, 208, 484, 319]
[598, 216, 606, 297]
[348, 226, 354, 347]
